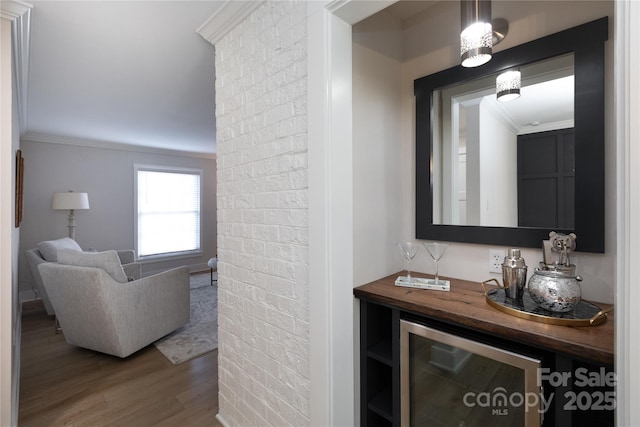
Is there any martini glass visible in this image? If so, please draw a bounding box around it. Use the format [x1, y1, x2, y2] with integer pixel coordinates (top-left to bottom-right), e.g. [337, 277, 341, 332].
[397, 242, 420, 282]
[424, 242, 449, 285]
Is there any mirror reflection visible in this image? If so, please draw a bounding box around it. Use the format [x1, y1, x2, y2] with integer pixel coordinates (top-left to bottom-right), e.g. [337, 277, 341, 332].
[432, 54, 574, 229]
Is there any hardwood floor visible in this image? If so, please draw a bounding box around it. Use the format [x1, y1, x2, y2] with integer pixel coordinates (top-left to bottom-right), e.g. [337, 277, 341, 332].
[18, 300, 221, 427]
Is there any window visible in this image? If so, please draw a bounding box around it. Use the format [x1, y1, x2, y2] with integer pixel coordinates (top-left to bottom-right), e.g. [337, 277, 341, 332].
[135, 166, 202, 258]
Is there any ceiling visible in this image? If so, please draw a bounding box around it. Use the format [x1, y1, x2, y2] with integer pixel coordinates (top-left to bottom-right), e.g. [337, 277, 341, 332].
[385, 0, 437, 21]
[22, 0, 569, 156]
[23, 0, 441, 157]
[368, 1, 574, 134]
[25, 1, 222, 155]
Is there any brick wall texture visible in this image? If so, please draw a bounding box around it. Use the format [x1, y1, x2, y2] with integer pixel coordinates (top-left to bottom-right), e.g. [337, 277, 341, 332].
[214, 1, 310, 426]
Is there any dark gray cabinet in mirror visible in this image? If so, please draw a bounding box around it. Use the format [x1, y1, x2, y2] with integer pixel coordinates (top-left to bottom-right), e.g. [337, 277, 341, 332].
[415, 17, 608, 253]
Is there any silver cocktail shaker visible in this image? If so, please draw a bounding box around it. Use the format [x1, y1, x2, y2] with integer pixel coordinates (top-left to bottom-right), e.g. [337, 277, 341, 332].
[502, 248, 527, 302]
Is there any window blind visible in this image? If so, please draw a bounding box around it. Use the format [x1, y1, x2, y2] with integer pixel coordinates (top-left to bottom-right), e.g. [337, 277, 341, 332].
[136, 168, 201, 257]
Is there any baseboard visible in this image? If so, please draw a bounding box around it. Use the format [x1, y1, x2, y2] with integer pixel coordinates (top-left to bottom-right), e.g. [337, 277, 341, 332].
[12, 302, 22, 426]
[19, 289, 38, 303]
[188, 263, 209, 274]
[142, 262, 209, 278]
[216, 413, 230, 427]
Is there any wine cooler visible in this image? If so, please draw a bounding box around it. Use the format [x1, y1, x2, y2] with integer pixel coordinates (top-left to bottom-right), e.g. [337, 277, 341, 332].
[400, 319, 543, 426]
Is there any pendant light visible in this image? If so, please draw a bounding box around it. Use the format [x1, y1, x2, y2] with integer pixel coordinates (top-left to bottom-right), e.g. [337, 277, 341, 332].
[496, 69, 521, 102]
[460, 0, 493, 67]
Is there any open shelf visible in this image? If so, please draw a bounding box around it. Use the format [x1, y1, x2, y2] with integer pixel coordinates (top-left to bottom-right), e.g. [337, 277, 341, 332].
[361, 300, 398, 426]
[364, 408, 393, 427]
[367, 340, 392, 366]
[368, 386, 393, 421]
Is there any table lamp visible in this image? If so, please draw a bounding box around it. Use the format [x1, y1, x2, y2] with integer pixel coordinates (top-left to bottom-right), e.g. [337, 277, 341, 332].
[52, 191, 90, 240]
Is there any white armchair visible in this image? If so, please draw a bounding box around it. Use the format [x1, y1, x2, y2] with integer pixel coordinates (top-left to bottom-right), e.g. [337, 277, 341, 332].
[25, 237, 141, 315]
[38, 261, 189, 358]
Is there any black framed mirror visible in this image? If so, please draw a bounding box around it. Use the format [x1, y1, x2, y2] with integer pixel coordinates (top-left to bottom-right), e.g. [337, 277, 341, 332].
[415, 17, 608, 253]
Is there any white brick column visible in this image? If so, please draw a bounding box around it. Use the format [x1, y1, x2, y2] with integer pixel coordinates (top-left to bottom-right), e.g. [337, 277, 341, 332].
[213, 1, 310, 425]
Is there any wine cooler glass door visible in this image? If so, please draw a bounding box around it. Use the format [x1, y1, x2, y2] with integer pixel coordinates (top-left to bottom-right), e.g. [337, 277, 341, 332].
[400, 320, 542, 427]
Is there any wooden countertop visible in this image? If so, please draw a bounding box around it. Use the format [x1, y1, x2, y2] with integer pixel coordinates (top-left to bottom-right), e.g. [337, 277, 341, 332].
[353, 272, 614, 366]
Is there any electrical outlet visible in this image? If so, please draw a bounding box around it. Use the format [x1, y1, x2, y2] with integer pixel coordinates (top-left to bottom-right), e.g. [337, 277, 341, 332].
[489, 249, 504, 274]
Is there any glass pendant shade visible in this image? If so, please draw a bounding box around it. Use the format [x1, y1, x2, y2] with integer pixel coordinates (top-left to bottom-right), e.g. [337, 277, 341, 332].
[460, 0, 493, 67]
[496, 69, 521, 102]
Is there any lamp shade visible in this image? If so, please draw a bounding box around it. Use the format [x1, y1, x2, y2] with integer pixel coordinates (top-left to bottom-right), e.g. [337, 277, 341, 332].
[460, 0, 493, 68]
[52, 192, 90, 210]
[496, 69, 521, 102]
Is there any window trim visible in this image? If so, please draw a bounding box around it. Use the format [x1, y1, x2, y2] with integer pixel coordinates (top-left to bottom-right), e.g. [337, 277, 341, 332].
[134, 164, 203, 261]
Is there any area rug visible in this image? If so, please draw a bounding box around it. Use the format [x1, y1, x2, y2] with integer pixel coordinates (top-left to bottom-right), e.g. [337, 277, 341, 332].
[154, 273, 218, 364]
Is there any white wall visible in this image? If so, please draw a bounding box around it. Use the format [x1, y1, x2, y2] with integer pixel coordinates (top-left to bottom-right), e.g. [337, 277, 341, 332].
[615, 2, 640, 423]
[0, 17, 13, 426]
[465, 103, 481, 225]
[1, 5, 29, 423]
[18, 138, 217, 299]
[353, 0, 614, 304]
[479, 100, 517, 227]
[9, 41, 21, 427]
[353, 9, 405, 286]
[214, 1, 310, 425]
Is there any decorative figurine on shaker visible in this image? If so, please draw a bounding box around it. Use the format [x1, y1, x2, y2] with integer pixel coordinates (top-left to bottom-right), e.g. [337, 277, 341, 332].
[528, 232, 583, 312]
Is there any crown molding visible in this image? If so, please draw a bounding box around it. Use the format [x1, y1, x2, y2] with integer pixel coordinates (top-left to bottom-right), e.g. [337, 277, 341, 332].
[326, 0, 395, 25]
[482, 98, 520, 134]
[21, 132, 216, 160]
[2, 1, 32, 134]
[518, 119, 574, 136]
[0, 0, 32, 21]
[196, 0, 263, 45]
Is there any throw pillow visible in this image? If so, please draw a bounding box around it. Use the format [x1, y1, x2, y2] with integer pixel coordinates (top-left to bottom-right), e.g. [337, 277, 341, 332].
[57, 249, 129, 283]
[37, 237, 82, 262]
